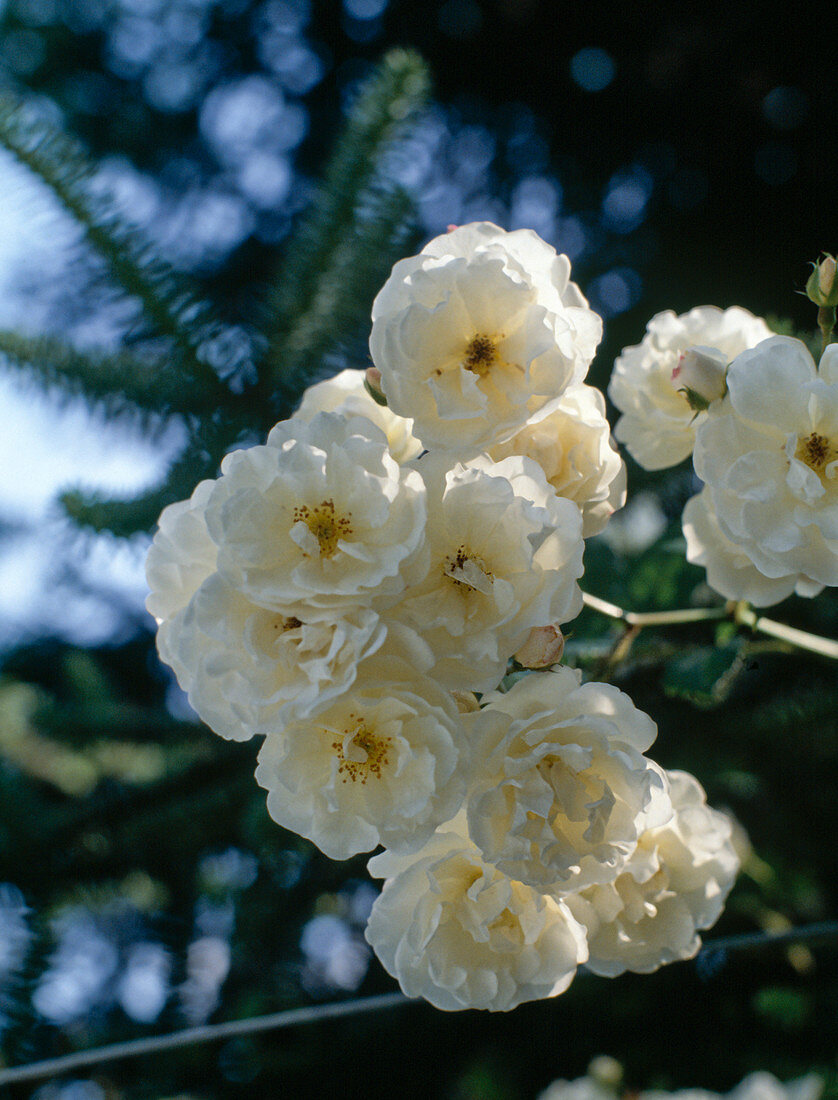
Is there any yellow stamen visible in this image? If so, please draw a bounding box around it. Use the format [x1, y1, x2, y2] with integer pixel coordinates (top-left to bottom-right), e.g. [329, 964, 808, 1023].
[463, 333, 497, 376]
[332, 715, 391, 785]
[293, 499, 353, 558]
[794, 432, 838, 478]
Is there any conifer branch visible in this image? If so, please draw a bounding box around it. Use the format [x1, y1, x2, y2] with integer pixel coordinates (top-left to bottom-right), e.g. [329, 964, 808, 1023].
[263, 186, 416, 415]
[0, 330, 224, 419]
[59, 426, 232, 536]
[262, 49, 430, 401]
[0, 94, 224, 387]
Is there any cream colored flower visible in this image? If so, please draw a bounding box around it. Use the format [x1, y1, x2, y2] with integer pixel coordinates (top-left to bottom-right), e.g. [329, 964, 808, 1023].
[683, 488, 823, 607]
[566, 770, 739, 976]
[538, 1076, 620, 1100]
[641, 1073, 823, 1100]
[145, 479, 218, 682]
[253, 633, 470, 859]
[293, 368, 422, 464]
[468, 667, 668, 893]
[166, 575, 388, 740]
[389, 453, 584, 693]
[370, 222, 602, 455]
[609, 306, 772, 470]
[694, 338, 838, 588]
[365, 818, 588, 1012]
[489, 382, 626, 537]
[203, 412, 428, 617]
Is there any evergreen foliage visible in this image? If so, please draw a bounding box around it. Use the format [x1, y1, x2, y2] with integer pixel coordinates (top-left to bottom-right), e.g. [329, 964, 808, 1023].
[261, 48, 430, 400]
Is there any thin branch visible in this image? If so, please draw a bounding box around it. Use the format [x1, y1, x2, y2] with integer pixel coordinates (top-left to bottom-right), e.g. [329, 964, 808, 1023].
[581, 591, 838, 659]
[696, 920, 838, 958]
[582, 592, 729, 628]
[733, 603, 838, 660]
[0, 992, 414, 1086]
[3, 921, 837, 1086]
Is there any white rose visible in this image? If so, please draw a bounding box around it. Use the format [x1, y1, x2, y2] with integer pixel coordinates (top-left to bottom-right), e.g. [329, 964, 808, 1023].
[166, 574, 388, 740]
[468, 667, 669, 893]
[609, 306, 772, 470]
[365, 819, 588, 1012]
[203, 412, 428, 617]
[641, 1073, 823, 1100]
[489, 382, 626, 537]
[694, 338, 838, 588]
[145, 479, 218, 682]
[389, 453, 584, 693]
[292, 367, 422, 464]
[683, 488, 823, 607]
[538, 1077, 622, 1100]
[370, 222, 602, 456]
[253, 632, 470, 859]
[566, 770, 739, 976]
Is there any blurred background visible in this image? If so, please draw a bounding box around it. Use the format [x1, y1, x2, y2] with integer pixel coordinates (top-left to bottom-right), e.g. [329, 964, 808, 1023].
[0, 1, 836, 1097]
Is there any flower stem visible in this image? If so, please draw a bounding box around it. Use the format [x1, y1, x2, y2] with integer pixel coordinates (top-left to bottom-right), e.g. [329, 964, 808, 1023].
[732, 602, 838, 659]
[581, 591, 838, 659]
[581, 592, 729, 628]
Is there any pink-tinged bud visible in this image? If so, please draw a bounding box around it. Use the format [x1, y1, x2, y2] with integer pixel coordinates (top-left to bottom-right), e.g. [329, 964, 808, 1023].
[671, 345, 728, 411]
[450, 690, 480, 713]
[514, 624, 565, 669]
[446, 224, 459, 233]
[364, 366, 387, 406]
[805, 253, 838, 307]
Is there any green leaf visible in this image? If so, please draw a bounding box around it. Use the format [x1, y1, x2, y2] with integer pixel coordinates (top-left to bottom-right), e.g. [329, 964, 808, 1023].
[661, 639, 748, 708]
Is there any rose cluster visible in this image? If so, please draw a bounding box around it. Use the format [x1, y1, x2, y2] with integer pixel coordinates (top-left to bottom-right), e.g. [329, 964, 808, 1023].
[146, 224, 738, 1012]
[538, 1062, 823, 1100]
[609, 307, 838, 606]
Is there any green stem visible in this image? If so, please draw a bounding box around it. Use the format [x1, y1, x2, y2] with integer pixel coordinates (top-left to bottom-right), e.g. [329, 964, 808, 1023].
[581, 591, 838, 660]
[581, 592, 729, 628]
[733, 602, 838, 659]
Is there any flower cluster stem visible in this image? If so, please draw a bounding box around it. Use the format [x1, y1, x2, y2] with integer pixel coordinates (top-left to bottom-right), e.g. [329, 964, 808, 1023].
[581, 591, 838, 660]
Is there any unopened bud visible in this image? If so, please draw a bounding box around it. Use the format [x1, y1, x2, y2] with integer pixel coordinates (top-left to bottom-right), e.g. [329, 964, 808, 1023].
[364, 366, 388, 406]
[514, 624, 565, 669]
[588, 1056, 623, 1091]
[805, 253, 838, 307]
[671, 345, 728, 411]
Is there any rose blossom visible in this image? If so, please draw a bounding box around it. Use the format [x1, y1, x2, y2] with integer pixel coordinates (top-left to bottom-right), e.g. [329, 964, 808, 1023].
[254, 631, 470, 859]
[683, 488, 823, 607]
[609, 306, 772, 470]
[146, 479, 218, 684]
[203, 412, 428, 617]
[565, 770, 740, 976]
[693, 338, 838, 588]
[389, 453, 584, 693]
[369, 222, 602, 455]
[365, 817, 588, 1011]
[467, 667, 669, 893]
[489, 382, 626, 537]
[292, 367, 421, 464]
[166, 575, 389, 740]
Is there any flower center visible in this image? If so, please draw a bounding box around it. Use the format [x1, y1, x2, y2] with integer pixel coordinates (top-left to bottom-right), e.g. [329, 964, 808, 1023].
[463, 333, 497, 376]
[794, 431, 838, 478]
[443, 544, 494, 593]
[272, 615, 302, 632]
[332, 716, 392, 785]
[293, 499, 353, 558]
